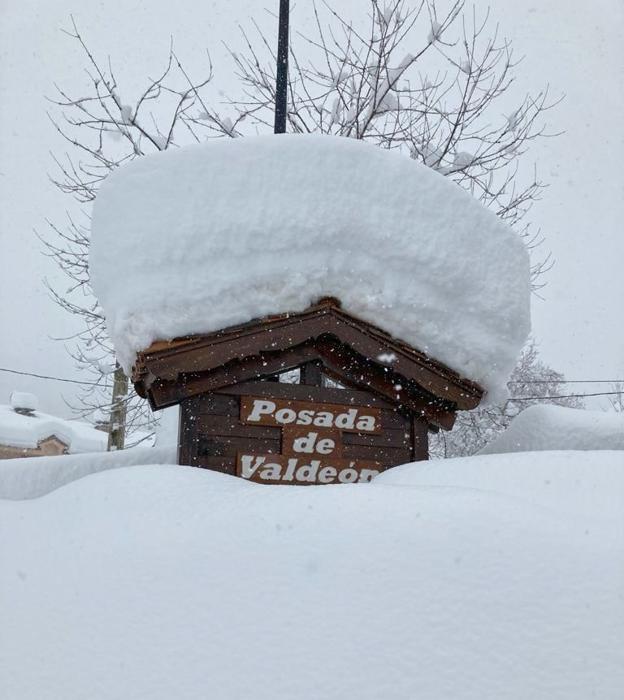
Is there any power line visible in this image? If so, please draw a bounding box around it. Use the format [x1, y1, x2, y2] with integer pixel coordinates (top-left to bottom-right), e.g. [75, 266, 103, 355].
[0, 367, 103, 387]
[508, 379, 624, 384]
[508, 391, 624, 401]
[0, 366, 622, 401]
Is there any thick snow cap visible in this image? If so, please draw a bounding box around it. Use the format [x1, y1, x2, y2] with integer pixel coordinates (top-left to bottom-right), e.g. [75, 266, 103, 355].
[90, 134, 530, 398]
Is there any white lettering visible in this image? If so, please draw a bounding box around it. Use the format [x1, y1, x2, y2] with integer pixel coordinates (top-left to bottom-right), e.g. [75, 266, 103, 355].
[239, 454, 266, 478]
[355, 415, 376, 432]
[313, 411, 333, 428]
[316, 437, 335, 455]
[259, 462, 282, 480]
[283, 458, 297, 481]
[292, 431, 318, 453]
[359, 468, 380, 482]
[295, 460, 320, 483]
[298, 409, 313, 426]
[335, 408, 356, 430]
[246, 399, 276, 423]
[338, 468, 358, 484]
[318, 466, 337, 483]
[275, 407, 297, 424]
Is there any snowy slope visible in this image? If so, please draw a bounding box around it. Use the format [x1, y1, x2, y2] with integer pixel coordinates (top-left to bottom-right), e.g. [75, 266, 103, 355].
[0, 404, 107, 454]
[90, 134, 530, 398]
[480, 404, 624, 454]
[1, 451, 622, 700]
[0, 445, 176, 500]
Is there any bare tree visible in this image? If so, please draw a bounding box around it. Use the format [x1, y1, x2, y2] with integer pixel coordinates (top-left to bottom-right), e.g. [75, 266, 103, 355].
[41, 18, 233, 447]
[606, 382, 624, 413]
[42, 1, 560, 448]
[228, 0, 559, 282]
[430, 339, 584, 458]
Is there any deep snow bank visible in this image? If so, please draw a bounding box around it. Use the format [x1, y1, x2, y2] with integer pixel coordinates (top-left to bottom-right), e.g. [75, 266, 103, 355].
[90, 134, 530, 397]
[0, 445, 176, 500]
[1, 452, 622, 700]
[480, 404, 624, 454]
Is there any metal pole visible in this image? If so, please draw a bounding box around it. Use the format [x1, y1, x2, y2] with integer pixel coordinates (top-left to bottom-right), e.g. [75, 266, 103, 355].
[274, 0, 290, 134]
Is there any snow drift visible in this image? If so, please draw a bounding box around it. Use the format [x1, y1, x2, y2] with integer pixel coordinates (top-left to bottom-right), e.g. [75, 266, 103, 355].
[480, 404, 624, 454]
[90, 134, 530, 397]
[0, 445, 176, 500]
[1, 451, 622, 700]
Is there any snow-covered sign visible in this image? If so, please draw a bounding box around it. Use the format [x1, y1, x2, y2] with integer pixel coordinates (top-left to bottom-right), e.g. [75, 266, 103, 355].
[136, 299, 483, 478]
[90, 133, 531, 481]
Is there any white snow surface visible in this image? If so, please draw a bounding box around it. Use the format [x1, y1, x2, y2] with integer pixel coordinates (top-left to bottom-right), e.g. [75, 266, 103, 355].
[1, 449, 622, 699]
[0, 445, 176, 500]
[9, 391, 38, 412]
[90, 134, 530, 398]
[0, 404, 108, 454]
[480, 404, 624, 455]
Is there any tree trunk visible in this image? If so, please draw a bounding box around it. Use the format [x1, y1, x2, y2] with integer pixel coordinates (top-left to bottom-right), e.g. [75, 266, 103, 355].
[107, 362, 128, 451]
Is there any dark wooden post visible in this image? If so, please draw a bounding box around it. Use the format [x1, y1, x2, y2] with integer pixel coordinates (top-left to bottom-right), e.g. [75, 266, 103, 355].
[107, 362, 128, 451]
[300, 360, 323, 386]
[411, 417, 429, 461]
[274, 0, 290, 134]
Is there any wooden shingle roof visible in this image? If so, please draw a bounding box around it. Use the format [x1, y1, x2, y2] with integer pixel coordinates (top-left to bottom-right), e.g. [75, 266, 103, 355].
[132, 298, 484, 430]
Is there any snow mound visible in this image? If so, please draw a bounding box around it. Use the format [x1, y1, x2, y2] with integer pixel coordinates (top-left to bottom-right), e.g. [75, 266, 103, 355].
[90, 134, 530, 397]
[480, 404, 624, 454]
[1, 452, 622, 700]
[375, 449, 624, 523]
[0, 445, 176, 500]
[10, 391, 38, 412]
[0, 404, 108, 455]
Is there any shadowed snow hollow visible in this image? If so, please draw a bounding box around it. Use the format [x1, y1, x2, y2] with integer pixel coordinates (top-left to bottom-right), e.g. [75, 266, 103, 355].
[90, 135, 530, 397]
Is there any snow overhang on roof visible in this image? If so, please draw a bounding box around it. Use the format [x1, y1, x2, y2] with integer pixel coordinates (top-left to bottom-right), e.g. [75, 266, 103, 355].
[91, 133, 531, 398]
[133, 299, 483, 431]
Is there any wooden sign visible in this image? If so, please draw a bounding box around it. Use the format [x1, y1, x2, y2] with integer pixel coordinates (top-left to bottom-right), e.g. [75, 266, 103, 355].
[177, 378, 428, 485]
[236, 395, 383, 485]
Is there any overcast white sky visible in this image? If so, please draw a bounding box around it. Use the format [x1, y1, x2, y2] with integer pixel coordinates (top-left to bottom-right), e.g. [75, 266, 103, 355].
[1, 0, 623, 417]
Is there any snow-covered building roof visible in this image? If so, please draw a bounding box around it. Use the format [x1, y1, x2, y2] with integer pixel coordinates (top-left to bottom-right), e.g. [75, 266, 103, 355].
[90, 134, 530, 398]
[0, 403, 108, 455]
[481, 404, 624, 454]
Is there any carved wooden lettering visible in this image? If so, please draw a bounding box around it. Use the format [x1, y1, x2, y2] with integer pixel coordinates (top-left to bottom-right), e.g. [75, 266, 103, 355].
[281, 426, 343, 457]
[240, 396, 381, 434]
[236, 453, 383, 485]
[235, 395, 386, 485]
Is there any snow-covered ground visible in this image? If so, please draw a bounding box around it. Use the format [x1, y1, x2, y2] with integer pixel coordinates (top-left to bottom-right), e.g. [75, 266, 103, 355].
[1, 448, 622, 699]
[90, 134, 530, 398]
[0, 445, 175, 500]
[481, 404, 624, 454]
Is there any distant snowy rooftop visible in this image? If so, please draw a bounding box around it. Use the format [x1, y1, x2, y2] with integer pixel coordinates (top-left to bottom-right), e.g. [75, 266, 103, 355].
[90, 134, 530, 397]
[0, 404, 107, 454]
